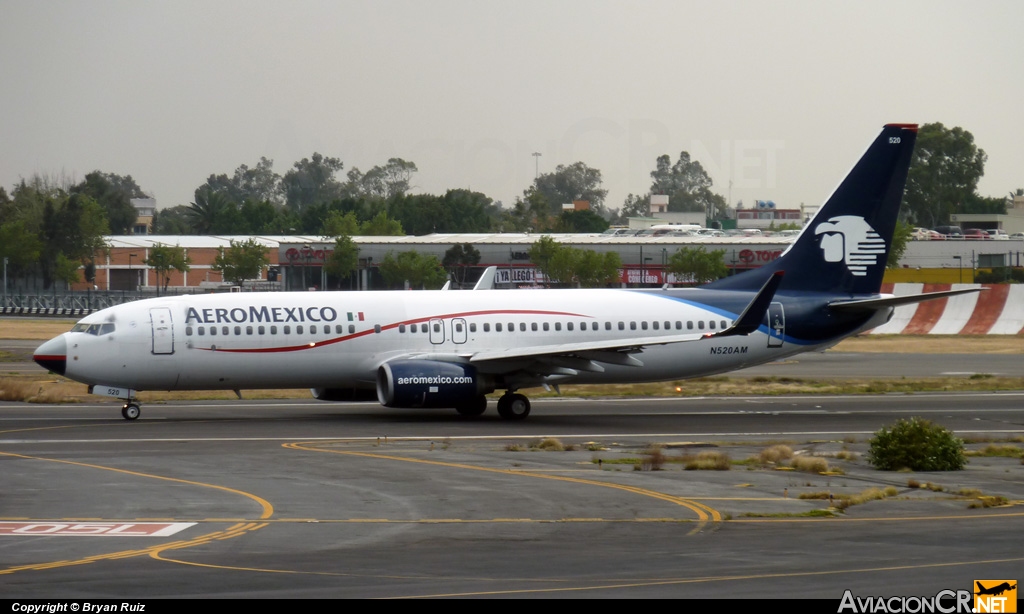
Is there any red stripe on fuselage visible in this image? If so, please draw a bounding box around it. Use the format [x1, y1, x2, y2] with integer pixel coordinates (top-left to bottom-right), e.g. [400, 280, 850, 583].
[196, 308, 590, 354]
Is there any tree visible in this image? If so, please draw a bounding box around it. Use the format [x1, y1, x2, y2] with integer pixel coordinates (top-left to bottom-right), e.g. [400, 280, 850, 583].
[378, 251, 447, 289]
[527, 236, 619, 287]
[531, 162, 608, 214]
[72, 171, 143, 234]
[359, 211, 404, 236]
[619, 193, 650, 220]
[152, 205, 194, 234]
[573, 249, 621, 288]
[187, 189, 242, 234]
[887, 221, 913, 269]
[212, 239, 269, 286]
[322, 210, 361, 237]
[145, 244, 191, 294]
[200, 157, 283, 207]
[867, 417, 965, 471]
[281, 153, 344, 211]
[554, 209, 609, 233]
[442, 243, 481, 287]
[902, 122, 986, 228]
[345, 158, 418, 199]
[323, 235, 359, 289]
[650, 152, 727, 217]
[667, 246, 728, 284]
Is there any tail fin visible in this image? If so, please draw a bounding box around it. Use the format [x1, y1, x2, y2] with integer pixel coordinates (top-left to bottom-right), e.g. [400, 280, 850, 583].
[707, 123, 917, 295]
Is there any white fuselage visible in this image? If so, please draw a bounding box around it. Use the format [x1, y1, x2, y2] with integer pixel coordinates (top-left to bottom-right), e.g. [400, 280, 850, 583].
[56, 288, 830, 393]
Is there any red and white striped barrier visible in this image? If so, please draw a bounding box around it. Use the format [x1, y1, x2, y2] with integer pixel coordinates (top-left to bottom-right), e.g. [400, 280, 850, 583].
[871, 284, 1024, 334]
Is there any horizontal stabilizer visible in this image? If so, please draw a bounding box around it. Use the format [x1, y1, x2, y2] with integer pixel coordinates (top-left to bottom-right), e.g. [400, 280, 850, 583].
[827, 287, 984, 312]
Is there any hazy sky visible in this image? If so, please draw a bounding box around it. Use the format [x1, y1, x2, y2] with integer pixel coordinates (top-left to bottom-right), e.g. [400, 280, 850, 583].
[2, 1, 1021, 216]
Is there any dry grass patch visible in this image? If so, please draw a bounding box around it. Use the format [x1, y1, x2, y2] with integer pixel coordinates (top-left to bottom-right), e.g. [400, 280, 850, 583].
[682, 450, 730, 471]
[789, 456, 831, 474]
[834, 335, 1023, 355]
[531, 437, 567, 451]
[758, 445, 793, 465]
[0, 318, 78, 340]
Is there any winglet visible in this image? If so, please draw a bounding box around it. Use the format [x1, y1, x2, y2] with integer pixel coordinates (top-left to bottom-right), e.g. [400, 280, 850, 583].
[473, 266, 498, 290]
[715, 271, 785, 337]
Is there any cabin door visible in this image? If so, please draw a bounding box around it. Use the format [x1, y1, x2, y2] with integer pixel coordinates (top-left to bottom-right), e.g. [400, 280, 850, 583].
[451, 318, 467, 344]
[428, 318, 445, 345]
[150, 308, 175, 354]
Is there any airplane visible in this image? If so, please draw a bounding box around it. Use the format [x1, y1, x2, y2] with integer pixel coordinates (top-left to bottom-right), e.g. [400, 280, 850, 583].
[33, 123, 979, 421]
[975, 581, 1016, 597]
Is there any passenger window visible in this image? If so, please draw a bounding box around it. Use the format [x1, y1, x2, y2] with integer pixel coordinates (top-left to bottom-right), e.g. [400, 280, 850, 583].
[186, 326, 193, 336]
[652, 321, 659, 330]
[531, 323, 538, 331]
[542, 322, 549, 331]
[284, 325, 291, 334]
[310, 325, 317, 334]
[374, 324, 382, 333]
[709, 321, 716, 330]
[630, 322, 637, 330]
[210, 326, 217, 336]
[399, 324, 406, 333]
[605, 322, 612, 330]
[566, 322, 573, 331]
[519, 323, 525, 332]
[270, 326, 277, 334]
[641, 322, 648, 330]
[258, 326, 264, 335]
[348, 324, 355, 333]
[484, 323, 491, 332]
[198, 327, 205, 336]
[246, 326, 253, 335]
[433, 323, 441, 333]
[455, 322, 463, 332]
[687, 321, 694, 330]
[698, 321, 705, 330]
[222, 326, 229, 335]
[469, 323, 476, 332]
[297, 325, 304, 334]
[722, 320, 728, 329]
[676, 321, 682, 330]
[618, 322, 624, 330]
[554, 322, 561, 331]
[495, 323, 502, 332]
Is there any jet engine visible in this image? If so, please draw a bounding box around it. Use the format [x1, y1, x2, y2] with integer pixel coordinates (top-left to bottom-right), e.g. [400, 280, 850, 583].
[376, 360, 493, 408]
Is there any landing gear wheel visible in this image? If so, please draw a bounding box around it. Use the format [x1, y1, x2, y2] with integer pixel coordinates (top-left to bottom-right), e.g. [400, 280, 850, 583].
[121, 403, 141, 421]
[496, 393, 530, 420]
[455, 395, 488, 417]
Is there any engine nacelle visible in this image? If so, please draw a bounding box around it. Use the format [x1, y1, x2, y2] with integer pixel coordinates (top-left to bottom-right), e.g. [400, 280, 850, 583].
[311, 387, 379, 402]
[376, 360, 492, 408]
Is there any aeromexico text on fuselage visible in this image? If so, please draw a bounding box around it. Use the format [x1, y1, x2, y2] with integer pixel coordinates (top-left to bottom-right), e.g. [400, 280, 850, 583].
[185, 305, 346, 325]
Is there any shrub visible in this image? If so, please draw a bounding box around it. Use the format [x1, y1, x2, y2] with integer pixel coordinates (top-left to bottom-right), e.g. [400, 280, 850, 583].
[758, 445, 793, 465]
[867, 417, 966, 471]
[789, 456, 830, 474]
[683, 450, 730, 470]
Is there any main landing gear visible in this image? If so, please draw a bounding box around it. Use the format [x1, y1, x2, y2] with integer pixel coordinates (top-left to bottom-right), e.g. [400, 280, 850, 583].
[453, 392, 532, 420]
[496, 392, 530, 420]
[121, 402, 141, 421]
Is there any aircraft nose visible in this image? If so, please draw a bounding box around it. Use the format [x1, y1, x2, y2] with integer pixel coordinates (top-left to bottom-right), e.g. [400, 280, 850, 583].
[33, 335, 67, 376]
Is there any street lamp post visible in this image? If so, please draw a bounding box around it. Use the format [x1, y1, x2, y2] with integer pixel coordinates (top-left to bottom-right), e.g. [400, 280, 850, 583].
[128, 253, 138, 292]
[302, 244, 311, 290]
[532, 152, 542, 179]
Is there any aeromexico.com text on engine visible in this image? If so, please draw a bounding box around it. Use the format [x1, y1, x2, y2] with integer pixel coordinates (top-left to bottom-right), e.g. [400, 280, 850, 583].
[185, 306, 339, 325]
[396, 376, 474, 385]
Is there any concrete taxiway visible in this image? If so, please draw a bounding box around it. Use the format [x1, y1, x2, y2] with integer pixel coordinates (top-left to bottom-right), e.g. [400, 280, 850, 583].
[1, 393, 1022, 599]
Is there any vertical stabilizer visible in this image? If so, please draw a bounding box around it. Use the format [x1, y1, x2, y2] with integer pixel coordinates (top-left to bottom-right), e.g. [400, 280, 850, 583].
[707, 124, 917, 295]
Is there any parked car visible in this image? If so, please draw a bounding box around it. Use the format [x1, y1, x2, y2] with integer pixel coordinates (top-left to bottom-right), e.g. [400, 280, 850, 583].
[1010, 232, 1024, 240]
[987, 229, 1009, 240]
[933, 225, 963, 239]
[963, 228, 991, 240]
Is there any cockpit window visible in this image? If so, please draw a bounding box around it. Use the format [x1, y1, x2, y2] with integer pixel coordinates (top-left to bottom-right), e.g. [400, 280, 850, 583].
[70, 322, 116, 336]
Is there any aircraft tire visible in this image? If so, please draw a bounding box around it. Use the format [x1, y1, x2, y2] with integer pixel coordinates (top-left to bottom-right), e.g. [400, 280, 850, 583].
[455, 395, 488, 417]
[122, 403, 141, 421]
[497, 393, 530, 420]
